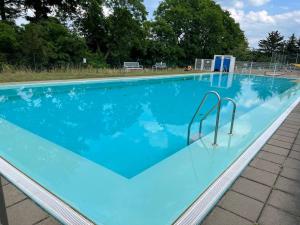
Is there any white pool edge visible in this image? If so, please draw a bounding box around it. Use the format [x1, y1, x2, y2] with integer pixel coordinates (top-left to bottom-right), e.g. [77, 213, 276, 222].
[0, 72, 298, 89]
[0, 158, 95, 225]
[173, 96, 300, 225]
[0, 72, 204, 89]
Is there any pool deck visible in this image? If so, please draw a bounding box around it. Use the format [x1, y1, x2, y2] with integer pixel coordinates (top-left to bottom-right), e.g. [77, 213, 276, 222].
[0, 103, 299, 225]
[202, 103, 300, 225]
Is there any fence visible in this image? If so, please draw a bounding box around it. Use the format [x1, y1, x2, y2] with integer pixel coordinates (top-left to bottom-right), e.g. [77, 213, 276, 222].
[195, 57, 300, 76]
[235, 61, 300, 76]
[195, 59, 213, 71]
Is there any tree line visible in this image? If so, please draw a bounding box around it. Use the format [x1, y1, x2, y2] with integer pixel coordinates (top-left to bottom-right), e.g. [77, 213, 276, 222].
[0, 0, 248, 70]
[1, 0, 299, 71]
[256, 31, 300, 63]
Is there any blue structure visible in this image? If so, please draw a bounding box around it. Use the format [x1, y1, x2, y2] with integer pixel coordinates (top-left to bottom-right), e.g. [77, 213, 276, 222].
[211, 55, 236, 73]
[214, 56, 222, 72]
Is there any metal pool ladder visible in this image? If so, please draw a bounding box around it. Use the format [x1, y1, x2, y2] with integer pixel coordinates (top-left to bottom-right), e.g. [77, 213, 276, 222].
[187, 91, 237, 146]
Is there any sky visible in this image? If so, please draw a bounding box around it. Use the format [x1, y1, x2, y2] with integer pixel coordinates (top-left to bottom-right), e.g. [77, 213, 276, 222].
[145, 0, 300, 48]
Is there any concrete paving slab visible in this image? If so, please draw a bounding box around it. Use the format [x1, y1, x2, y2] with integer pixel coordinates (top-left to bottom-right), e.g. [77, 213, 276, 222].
[275, 176, 300, 197]
[288, 114, 300, 119]
[285, 118, 300, 125]
[268, 190, 300, 217]
[36, 217, 61, 225]
[278, 126, 299, 134]
[3, 183, 27, 207]
[258, 205, 300, 225]
[262, 144, 289, 156]
[250, 158, 281, 174]
[289, 151, 300, 160]
[280, 167, 300, 182]
[284, 158, 300, 170]
[257, 151, 286, 164]
[1, 177, 9, 186]
[241, 167, 277, 187]
[6, 199, 48, 225]
[218, 191, 263, 221]
[283, 120, 300, 127]
[202, 207, 252, 225]
[268, 139, 293, 150]
[231, 177, 271, 202]
[292, 144, 300, 152]
[271, 134, 295, 143]
[274, 130, 297, 138]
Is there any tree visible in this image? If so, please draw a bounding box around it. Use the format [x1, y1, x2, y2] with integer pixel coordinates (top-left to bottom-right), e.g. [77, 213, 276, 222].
[104, 0, 148, 66]
[0, 0, 23, 21]
[24, 0, 79, 21]
[0, 0, 251, 69]
[152, 0, 248, 65]
[296, 37, 300, 53]
[145, 19, 184, 66]
[258, 31, 284, 55]
[285, 34, 298, 55]
[20, 18, 88, 69]
[0, 21, 20, 63]
[76, 0, 107, 54]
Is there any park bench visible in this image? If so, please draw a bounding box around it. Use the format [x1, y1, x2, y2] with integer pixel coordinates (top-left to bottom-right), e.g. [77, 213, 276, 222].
[152, 62, 167, 70]
[124, 62, 143, 71]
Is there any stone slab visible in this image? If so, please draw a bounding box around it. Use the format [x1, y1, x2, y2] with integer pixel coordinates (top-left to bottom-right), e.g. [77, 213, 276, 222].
[218, 191, 263, 221]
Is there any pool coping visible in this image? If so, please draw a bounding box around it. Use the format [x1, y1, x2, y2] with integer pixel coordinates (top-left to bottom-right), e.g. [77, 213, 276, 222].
[0, 157, 95, 225]
[0, 72, 298, 89]
[0, 72, 203, 88]
[173, 96, 300, 225]
[0, 73, 299, 225]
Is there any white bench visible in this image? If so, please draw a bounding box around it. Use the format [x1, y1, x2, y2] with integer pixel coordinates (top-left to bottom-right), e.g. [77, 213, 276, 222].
[152, 62, 167, 70]
[123, 62, 143, 71]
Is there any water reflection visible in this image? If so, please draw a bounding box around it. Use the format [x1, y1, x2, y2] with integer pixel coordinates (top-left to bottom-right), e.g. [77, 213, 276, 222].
[0, 74, 297, 178]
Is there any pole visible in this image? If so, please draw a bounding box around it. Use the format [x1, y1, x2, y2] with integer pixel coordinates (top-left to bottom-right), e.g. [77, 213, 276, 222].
[0, 179, 8, 225]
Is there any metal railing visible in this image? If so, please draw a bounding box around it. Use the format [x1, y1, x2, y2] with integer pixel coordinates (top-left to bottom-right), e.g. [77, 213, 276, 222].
[222, 98, 237, 135]
[187, 91, 221, 146]
[187, 91, 237, 146]
[235, 61, 300, 76]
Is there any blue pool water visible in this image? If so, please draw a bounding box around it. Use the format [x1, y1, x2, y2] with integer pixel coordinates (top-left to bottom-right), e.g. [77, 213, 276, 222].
[0, 74, 296, 178]
[0, 73, 299, 225]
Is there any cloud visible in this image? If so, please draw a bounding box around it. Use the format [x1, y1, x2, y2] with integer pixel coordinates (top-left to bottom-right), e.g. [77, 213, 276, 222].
[234, 1, 244, 9]
[217, 0, 300, 47]
[227, 9, 300, 47]
[248, 0, 271, 7]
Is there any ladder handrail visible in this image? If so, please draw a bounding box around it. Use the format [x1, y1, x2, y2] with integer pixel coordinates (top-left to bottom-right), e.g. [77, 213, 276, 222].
[198, 102, 219, 135]
[222, 97, 237, 135]
[187, 91, 221, 145]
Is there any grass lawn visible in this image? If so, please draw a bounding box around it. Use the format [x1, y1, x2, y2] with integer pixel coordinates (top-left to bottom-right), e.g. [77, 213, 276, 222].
[0, 68, 204, 83]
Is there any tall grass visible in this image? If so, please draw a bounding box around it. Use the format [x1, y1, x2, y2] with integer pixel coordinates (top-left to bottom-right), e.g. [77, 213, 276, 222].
[0, 65, 202, 83]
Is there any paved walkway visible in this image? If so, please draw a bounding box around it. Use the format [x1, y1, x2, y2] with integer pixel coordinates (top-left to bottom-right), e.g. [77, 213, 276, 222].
[0, 177, 60, 225]
[202, 103, 300, 225]
[0, 104, 299, 225]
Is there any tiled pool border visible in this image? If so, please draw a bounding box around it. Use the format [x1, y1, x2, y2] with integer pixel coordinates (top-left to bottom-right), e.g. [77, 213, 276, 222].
[0, 73, 299, 225]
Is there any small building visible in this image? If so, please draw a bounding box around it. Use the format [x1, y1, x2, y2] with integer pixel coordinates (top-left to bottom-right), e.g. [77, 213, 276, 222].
[211, 55, 236, 73]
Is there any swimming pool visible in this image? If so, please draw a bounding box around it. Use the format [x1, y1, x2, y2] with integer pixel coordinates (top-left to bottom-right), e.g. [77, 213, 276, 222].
[0, 73, 299, 224]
